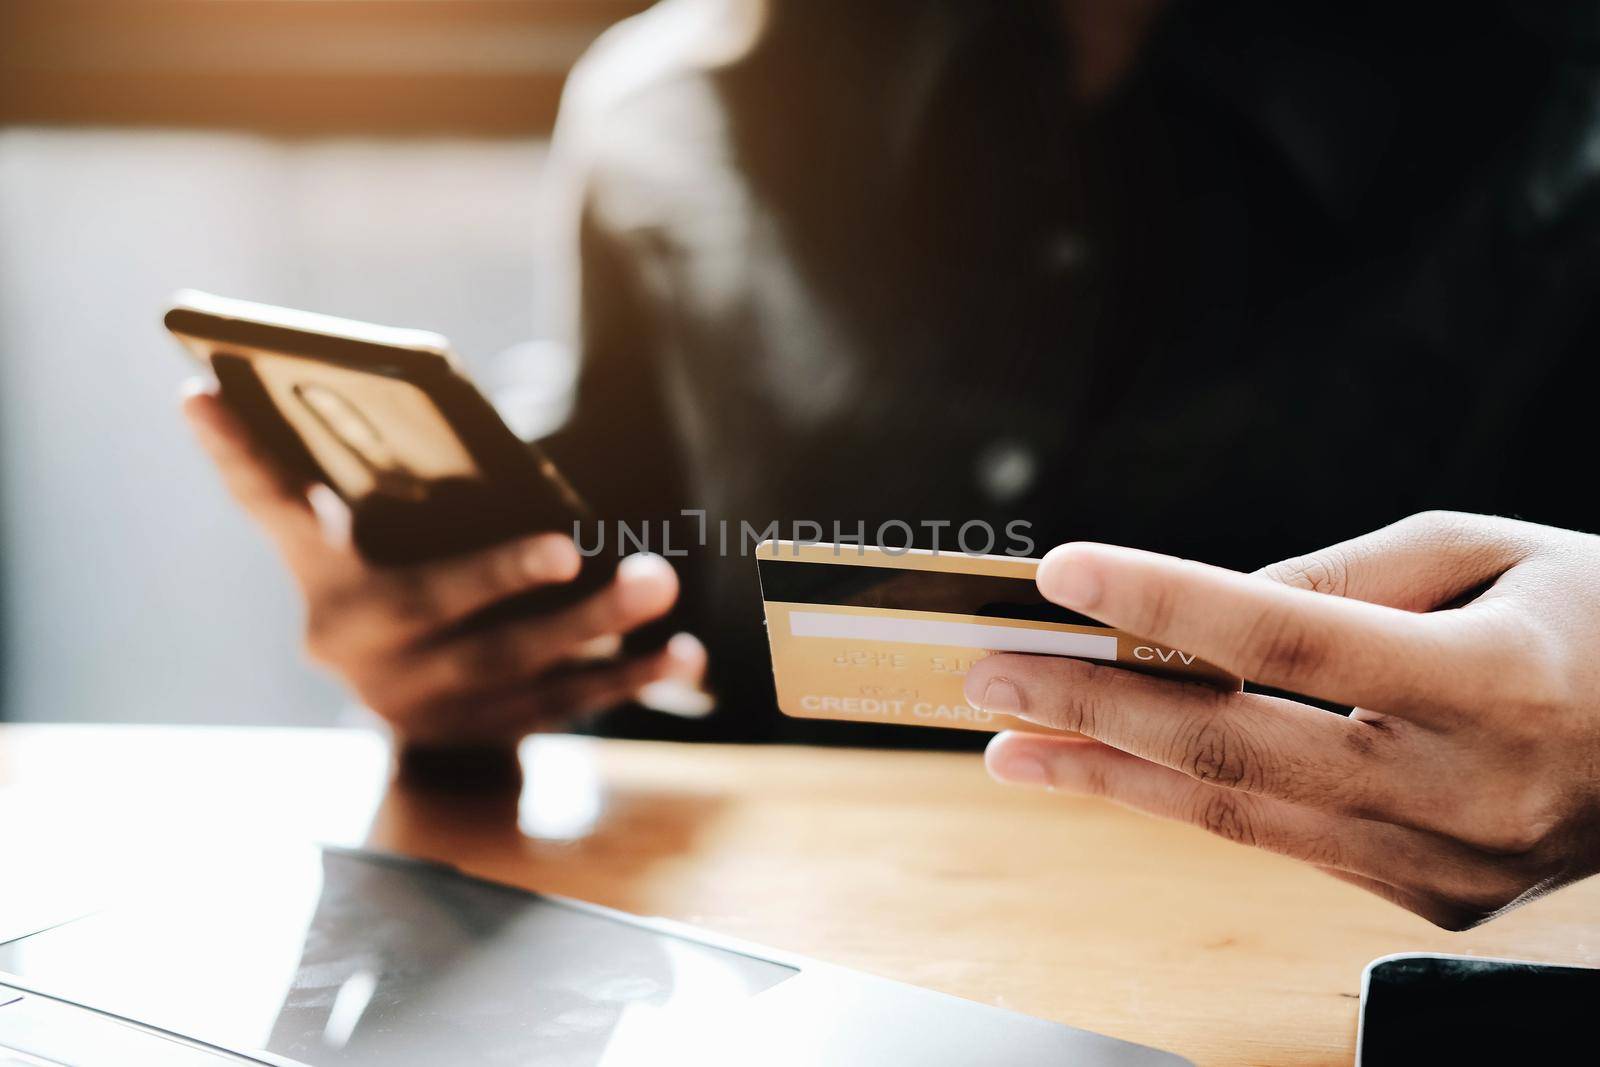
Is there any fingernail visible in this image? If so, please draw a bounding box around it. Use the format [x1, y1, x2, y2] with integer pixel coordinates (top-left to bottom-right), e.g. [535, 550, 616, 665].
[617, 552, 677, 616]
[993, 754, 1051, 788]
[977, 677, 1022, 715]
[1039, 546, 1102, 611]
[618, 551, 666, 579]
[667, 631, 704, 662]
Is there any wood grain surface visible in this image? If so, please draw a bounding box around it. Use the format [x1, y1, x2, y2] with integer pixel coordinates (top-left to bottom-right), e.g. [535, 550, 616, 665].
[3, 724, 1596, 1065]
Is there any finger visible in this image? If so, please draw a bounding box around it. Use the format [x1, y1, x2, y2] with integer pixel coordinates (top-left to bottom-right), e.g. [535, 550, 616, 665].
[1034, 541, 1511, 714]
[307, 483, 354, 551]
[636, 633, 716, 718]
[985, 731, 1362, 867]
[967, 653, 1398, 817]
[378, 532, 583, 640]
[477, 643, 687, 737]
[985, 732, 1510, 924]
[1256, 511, 1535, 611]
[661, 631, 708, 686]
[180, 380, 318, 551]
[302, 534, 585, 663]
[534, 552, 679, 648]
[394, 553, 678, 704]
[570, 633, 624, 661]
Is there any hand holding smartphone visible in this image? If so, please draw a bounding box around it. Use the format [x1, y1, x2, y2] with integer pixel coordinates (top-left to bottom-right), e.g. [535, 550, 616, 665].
[170, 292, 701, 750]
[167, 291, 606, 587]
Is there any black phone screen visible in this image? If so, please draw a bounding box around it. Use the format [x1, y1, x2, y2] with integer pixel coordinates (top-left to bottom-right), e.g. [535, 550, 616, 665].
[1359, 954, 1600, 1064]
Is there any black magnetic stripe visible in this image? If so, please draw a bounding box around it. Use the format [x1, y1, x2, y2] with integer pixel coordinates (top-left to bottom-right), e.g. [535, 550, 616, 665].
[756, 558, 1103, 628]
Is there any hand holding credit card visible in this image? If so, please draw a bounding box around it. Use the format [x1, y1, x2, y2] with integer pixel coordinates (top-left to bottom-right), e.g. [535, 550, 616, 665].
[758, 541, 1241, 736]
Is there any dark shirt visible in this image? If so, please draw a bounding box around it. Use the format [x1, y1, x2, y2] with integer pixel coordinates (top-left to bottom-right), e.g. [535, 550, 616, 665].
[543, 0, 1600, 746]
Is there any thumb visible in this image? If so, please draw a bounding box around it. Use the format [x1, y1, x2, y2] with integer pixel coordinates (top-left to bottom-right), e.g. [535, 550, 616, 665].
[181, 379, 320, 558]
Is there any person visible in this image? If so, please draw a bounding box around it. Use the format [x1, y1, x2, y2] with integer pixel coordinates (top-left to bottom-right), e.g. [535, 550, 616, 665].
[182, 0, 1600, 927]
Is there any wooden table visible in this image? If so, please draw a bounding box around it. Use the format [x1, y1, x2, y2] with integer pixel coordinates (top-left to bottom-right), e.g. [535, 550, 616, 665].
[2, 724, 1597, 1065]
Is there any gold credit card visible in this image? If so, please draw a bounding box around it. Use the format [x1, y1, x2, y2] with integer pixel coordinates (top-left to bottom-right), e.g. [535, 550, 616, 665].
[757, 541, 1241, 736]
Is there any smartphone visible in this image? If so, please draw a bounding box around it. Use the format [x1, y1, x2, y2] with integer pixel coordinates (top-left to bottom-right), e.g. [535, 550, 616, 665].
[1358, 952, 1600, 1064]
[166, 291, 613, 607]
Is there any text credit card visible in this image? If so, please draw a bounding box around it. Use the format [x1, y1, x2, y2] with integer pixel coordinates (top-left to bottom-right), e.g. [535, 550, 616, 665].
[757, 541, 1240, 735]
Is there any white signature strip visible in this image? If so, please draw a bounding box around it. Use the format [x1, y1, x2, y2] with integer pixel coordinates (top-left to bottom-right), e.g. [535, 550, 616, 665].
[787, 610, 1118, 660]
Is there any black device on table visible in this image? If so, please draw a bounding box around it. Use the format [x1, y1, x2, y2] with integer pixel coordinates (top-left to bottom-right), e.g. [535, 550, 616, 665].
[1358, 952, 1600, 1064]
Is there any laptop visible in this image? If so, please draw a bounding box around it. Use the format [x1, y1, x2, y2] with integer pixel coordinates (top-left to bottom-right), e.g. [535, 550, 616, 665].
[0, 845, 1186, 1065]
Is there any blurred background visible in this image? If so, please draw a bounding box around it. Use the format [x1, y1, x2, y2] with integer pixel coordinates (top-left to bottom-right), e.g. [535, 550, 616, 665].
[0, 0, 647, 725]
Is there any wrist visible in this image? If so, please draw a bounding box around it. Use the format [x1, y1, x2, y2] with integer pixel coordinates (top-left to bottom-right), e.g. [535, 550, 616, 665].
[393, 739, 523, 793]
